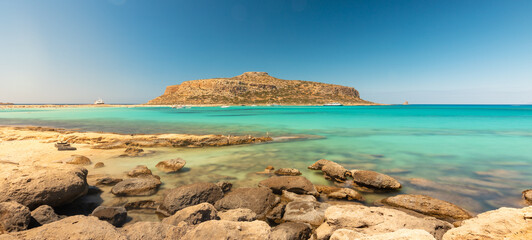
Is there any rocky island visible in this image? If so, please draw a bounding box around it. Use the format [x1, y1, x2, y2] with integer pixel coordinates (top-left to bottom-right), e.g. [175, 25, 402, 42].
[147, 72, 375, 105]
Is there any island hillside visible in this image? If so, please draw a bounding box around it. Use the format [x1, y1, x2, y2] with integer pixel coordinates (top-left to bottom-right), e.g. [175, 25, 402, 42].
[146, 72, 375, 105]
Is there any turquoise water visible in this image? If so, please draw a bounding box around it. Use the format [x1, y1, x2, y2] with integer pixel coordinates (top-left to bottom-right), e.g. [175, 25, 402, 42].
[1, 105, 531, 214]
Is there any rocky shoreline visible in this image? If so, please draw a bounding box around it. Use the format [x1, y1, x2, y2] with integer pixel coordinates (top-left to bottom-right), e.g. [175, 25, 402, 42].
[1, 155, 531, 239]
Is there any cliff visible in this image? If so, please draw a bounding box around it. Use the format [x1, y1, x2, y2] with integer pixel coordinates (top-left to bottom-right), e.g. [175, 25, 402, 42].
[146, 72, 374, 105]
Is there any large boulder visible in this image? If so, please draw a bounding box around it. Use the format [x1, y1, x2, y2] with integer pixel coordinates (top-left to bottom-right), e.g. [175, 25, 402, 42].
[0, 165, 88, 209]
[381, 194, 472, 222]
[349, 169, 401, 190]
[65, 155, 92, 165]
[322, 161, 349, 182]
[157, 182, 224, 216]
[121, 221, 190, 240]
[127, 165, 153, 177]
[330, 229, 436, 240]
[259, 176, 318, 196]
[156, 158, 186, 173]
[5, 215, 127, 240]
[218, 208, 257, 222]
[271, 222, 312, 240]
[181, 220, 271, 240]
[442, 206, 532, 240]
[30, 205, 60, 226]
[214, 187, 279, 219]
[523, 189, 532, 205]
[91, 206, 128, 227]
[0, 201, 31, 233]
[111, 176, 161, 196]
[162, 203, 218, 226]
[315, 205, 452, 240]
[308, 159, 331, 170]
[274, 168, 302, 176]
[283, 200, 330, 226]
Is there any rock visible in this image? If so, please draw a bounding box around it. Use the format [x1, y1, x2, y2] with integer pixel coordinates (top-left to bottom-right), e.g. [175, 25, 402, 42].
[256, 166, 275, 174]
[259, 176, 318, 195]
[315, 205, 452, 240]
[442, 206, 532, 240]
[127, 165, 152, 177]
[96, 177, 123, 186]
[349, 169, 401, 190]
[30, 205, 60, 226]
[271, 222, 312, 240]
[91, 206, 128, 227]
[274, 168, 302, 176]
[523, 189, 532, 205]
[65, 155, 92, 165]
[0, 165, 88, 209]
[218, 208, 257, 221]
[283, 200, 330, 226]
[215, 187, 279, 219]
[330, 229, 436, 240]
[0, 201, 31, 233]
[282, 190, 317, 202]
[216, 181, 232, 193]
[308, 159, 331, 170]
[156, 158, 186, 173]
[181, 220, 271, 240]
[94, 162, 105, 168]
[124, 200, 158, 210]
[121, 221, 189, 240]
[121, 147, 144, 157]
[157, 182, 224, 216]
[381, 194, 472, 222]
[327, 188, 364, 201]
[87, 185, 103, 195]
[5, 215, 127, 239]
[322, 161, 349, 182]
[162, 203, 218, 226]
[111, 176, 161, 196]
[266, 202, 286, 224]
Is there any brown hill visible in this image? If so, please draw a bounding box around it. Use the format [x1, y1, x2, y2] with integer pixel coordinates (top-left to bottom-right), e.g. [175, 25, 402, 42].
[146, 72, 374, 105]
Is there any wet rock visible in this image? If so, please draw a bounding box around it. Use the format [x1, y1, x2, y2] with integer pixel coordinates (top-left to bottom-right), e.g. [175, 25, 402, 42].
[259, 176, 318, 196]
[271, 222, 312, 240]
[30, 205, 60, 226]
[0, 165, 89, 209]
[256, 166, 275, 174]
[442, 206, 532, 240]
[162, 203, 218, 226]
[381, 194, 473, 222]
[283, 200, 330, 226]
[266, 202, 286, 224]
[121, 221, 187, 240]
[282, 190, 317, 202]
[124, 200, 159, 210]
[96, 177, 123, 186]
[94, 162, 105, 168]
[65, 155, 92, 165]
[216, 181, 232, 193]
[111, 176, 161, 196]
[127, 165, 153, 177]
[349, 169, 401, 190]
[274, 168, 302, 176]
[327, 188, 364, 201]
[308, 159, 331, 170]
[315, 205, 452, 240]
[523, 189, 532, 205]
[215, 187, 279, 219]
[330, 228, 436, 240]
[157, 182, 224, 216]
[91, 206, 128, 227]
[181, 220, 271, 240]
[156, 158, 186, 173]
[5, 215, 127, 240]
[120, 147, 144, 157]
[322, 161, 349, 182]
[218, 208, 257, 221]
[0, 201, 31, 233]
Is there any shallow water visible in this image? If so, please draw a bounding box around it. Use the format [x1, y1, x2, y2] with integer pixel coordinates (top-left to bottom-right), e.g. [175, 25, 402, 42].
[1, 105, 532, 215]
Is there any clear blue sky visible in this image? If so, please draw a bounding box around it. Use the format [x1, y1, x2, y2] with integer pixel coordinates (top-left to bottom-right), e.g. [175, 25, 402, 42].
[1, 0, 531, 104]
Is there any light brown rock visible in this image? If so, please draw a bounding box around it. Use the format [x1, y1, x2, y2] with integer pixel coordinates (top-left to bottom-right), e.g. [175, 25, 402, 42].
[30, 205, 60, 226]
[121, 221, 188, 240]
[349, 169, 401, 190]
[322, 161, 349, 182]
[214, 187, 279, 219]
[330, 229, 436, 240]
[283, 200, 330, 226]
[218, 208, 257, 221]
[381, 194, 472, 222]
[111, 176, 161, 196]
[181, 220, 271, 240]
[94, 162, 105, 168]
[259, 176, 318, 195]
[127, 165, 152, 177]
[271, 222, 312, 240]
[65, 155, 92, 165]
[523, 189, 532, 205]
[0, 201, 31, 233]
[282, 190, 317, 202]
[327, 188, 364, 201]
[157, 182, 223, 216]
[162, 203, 218, 226]
[274, 168, 302, 176]
[308, 159, 331, 170]
[156, 158, 186, 173]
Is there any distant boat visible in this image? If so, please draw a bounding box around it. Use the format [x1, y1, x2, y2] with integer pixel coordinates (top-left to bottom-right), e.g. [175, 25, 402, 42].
[94, 98, 105, 105]
[221, 105, 230, 108]
[403, 101, 409, 105]
[323, 103, 343, 106]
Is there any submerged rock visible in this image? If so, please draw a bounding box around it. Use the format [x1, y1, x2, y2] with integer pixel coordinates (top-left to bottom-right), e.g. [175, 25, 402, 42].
[162, 203, 218, 226]
[283, 200, 330, 226]
[0, 201, 31, 233]
[181, 220, 271, 240]
[96, 177, 123, 186]
[330, 228, 436, 240]
[91, 206, 128, 227]
[259, 176, 318, 195]
[124, 200, 159, 210]
[30, 205, 60, 227]
[271, 222, 312, 240]
[274, 168, 302, 176]
[120, 147, 145, 157]
[218, 208, 257, 222]
[111, 176, 161, 196]
[214, 187, 279, 219]
[127, 165, 153, 177]
[315, 185, 364, 201]
[523, 189, 532, 205]
[349, 169, 401, 190]
[256, 166, 275, 174]
[442, 206, 532, 240]
[0, 165, 89, 209]
[94, 162, 105, 168]
[65, 155, 92, 165]
[381, 194, 472, 222]
[157, 182, 224, 216]
[156, 158, 186, 173]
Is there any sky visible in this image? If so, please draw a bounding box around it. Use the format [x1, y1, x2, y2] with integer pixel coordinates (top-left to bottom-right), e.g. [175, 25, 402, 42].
[0, 0, 531, 104]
